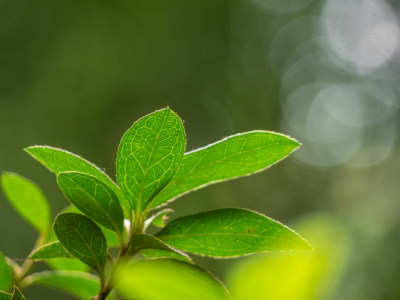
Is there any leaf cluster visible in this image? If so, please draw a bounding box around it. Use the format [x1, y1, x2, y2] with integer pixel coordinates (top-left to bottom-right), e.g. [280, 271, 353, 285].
[0, 107, 310, 299]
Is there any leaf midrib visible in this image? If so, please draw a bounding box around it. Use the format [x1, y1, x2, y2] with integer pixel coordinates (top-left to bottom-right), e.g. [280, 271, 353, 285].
[136, 109, 169, 213]
[65, 221, 103, 272]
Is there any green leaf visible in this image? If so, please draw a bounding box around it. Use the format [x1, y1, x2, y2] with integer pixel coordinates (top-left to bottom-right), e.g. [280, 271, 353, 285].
[0, 291, 11, 300]
[113, 259, 231, 300]
[0, 252, 13, 292]
[54, 213, 107, 272]
[23, 270, 99, 300]
[156, 208, 311, 257]
[46, 258, 89, 272]
[141, 249, 191, 263]
[11, 286, 24, 300]
[57, 171, 124, 237]
[117, 107, 186, 214]
[30, 242, 73, 260]
[24, 145, 130, 215]
[150, 131, 300, 209]
[131, 234, 191, 263]
[49, 205, 121, 247]
[1, 172, 51, 233]
[145, 208, 174, 229]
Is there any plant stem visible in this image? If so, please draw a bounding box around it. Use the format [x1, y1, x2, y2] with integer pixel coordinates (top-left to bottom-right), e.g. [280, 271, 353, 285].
[95, 211, 147, 299]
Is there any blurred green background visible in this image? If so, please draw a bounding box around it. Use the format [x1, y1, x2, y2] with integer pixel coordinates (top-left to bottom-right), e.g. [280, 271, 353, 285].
[1, 0, 399, 299]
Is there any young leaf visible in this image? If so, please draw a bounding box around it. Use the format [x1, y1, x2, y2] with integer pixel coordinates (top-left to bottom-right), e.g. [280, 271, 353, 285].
[57, 171, 124, 237]
[131, 234, 191, 262]
[22, 270, 99, 300]
[156, 208, 311, 257]
[145, 208, 174, 229]
[24, 146, 130, 214]
[150, 131, 300, 209]
[117, 107, 186, 214]
[0, 252, 13, 292]
[53, 213, 107, 272]
[30, 241, 73, 260]
[1, 172, 50, 233]
[0, 291, 11, 300]
[11, 286, 24, 300]
[113, 258, 231, 300]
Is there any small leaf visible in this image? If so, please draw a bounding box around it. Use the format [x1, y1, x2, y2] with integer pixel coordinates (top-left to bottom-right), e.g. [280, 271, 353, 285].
[57, 171, 124, 237]
[25, 145, 130, 215]
[150, 131, 300, 209]
[131, 234, 191, 262]
[0, 252, 13, 292]
[23, 270, 99, 300]
[113, 259, 231, 300]
[11, 286, 24, 300]
[1, 172, 51, 233]
[156, 208, 311, 257]
[145, 208, 174, 229]
[54, 213, 107, 272]
[117, 107, 186, 214]
[0, 291, 11, 300]
[30, 242, 73, 260]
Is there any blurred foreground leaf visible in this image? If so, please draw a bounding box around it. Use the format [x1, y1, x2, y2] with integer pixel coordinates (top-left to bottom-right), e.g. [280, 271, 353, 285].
[156, 208, 311, 257]
[114, 259, 231, 300]
[226, 213, 350, 300]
